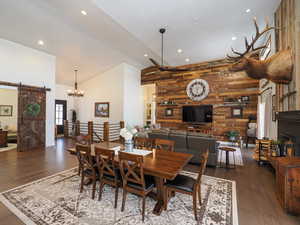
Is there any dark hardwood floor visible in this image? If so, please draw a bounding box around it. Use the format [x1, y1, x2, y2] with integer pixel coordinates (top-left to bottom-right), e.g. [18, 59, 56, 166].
[0, 138, 299, 225]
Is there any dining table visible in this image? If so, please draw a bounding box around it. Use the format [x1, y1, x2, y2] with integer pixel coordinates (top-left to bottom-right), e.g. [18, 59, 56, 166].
[68, 141, 193, 215]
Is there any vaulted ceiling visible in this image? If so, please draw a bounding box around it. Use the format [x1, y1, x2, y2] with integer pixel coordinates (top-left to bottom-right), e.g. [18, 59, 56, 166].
[0, 0, 281, 85]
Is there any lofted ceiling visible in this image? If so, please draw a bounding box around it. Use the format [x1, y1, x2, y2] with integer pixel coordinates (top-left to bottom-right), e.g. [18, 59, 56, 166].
[0, 0, 281, 85]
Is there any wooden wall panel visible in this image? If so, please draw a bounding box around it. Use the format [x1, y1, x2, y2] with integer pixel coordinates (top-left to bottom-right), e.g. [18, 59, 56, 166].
[275, 0, 298, 111]
[141, 59, 259, 140]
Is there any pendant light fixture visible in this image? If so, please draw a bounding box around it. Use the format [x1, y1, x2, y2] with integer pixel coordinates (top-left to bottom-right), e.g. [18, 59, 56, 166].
[67, 69, 84, 97]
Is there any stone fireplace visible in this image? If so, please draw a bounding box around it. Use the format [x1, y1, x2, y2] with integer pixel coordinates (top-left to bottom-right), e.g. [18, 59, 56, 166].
[278, 111, 300, 156]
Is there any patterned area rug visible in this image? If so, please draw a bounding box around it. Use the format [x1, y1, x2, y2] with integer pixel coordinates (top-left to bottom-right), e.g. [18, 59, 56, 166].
[0, 169, 238, 225]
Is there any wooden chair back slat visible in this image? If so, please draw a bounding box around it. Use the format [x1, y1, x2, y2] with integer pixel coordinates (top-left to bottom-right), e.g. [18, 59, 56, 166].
[94, 147, 116, 179]
[119, 151, 145, 189]
[155, 138, 175, 152]
[76, 134, 92, 145]
[196, 150, 209, 186]
[134, 137, 153, 150]
[75, 144, 94, 171]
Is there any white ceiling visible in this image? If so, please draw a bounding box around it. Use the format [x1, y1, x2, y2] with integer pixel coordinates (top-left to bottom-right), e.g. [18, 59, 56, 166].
[94, 0, 281, 65]
[0, 0, 281, 85]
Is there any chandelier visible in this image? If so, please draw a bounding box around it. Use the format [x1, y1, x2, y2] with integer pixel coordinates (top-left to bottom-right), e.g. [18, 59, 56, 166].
[67, 69, 84, 97]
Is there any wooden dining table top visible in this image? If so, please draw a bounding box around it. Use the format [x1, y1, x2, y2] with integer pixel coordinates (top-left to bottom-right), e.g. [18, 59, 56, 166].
[68, 142, 193, 180]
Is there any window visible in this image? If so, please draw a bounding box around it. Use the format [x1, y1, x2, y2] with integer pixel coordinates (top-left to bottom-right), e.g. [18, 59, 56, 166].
[55, 104, 64, 125]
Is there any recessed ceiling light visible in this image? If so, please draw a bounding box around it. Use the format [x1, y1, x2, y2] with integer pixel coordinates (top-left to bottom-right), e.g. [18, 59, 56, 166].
[246, 9, 251, 13]
[38, 40, 44, 46]
[177, 49, 183, 53]
[144, 54, 148, 57]
[231, 36, 237, 41]
[185, 58, 190, 62]
[81, 10, 87, 16]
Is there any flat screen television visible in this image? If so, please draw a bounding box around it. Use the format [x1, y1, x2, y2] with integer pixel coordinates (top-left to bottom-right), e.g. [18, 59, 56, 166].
[182, 105, 213, 123]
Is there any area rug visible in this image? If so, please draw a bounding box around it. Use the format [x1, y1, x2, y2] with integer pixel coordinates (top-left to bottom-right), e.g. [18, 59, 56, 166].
[0, 143, 17, 153]
[0, 168, 238, 225]
[217, 142, 244, 166]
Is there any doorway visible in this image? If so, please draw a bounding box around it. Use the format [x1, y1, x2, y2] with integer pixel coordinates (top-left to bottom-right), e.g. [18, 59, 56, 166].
[142, 84, 156, 126]
[55, 100, 67, 135]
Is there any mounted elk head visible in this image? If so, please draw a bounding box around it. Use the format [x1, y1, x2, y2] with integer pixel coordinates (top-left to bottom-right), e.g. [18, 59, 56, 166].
[227, 19, 293, 84]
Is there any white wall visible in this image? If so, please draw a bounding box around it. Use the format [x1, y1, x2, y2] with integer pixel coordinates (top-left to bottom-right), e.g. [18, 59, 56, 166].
[123, 64, 143, 127]
[76, 64, 124, 123]
[0, 39, 56, 146]
[0, 88, 18, 131]
[55, 84, 75, 120]
[75, 63, 143, 127]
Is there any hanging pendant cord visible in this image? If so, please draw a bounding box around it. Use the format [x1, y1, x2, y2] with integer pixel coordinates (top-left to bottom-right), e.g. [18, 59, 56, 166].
[161, 32, 164, 66]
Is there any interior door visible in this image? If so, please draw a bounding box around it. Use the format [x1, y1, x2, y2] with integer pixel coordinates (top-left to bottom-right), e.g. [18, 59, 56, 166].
[55, 100, 67, 135]
[18, 86, 46, 151]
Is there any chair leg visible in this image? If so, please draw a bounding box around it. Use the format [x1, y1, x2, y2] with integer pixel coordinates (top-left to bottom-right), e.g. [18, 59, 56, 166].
[114, 186, 119, 209]
[246, 136, 249, 148]
[92, 179, 97, 199]
[142, 196, 146, 222]
[164, 188, 168, 210]
[121, 189, 127, 212]
[193, 191, 198, 221]
[80, 173, 84, 193]
[233, 152, 236, 168]
[78, 164, 81, 175]
[198, 185, 202, 206]
[98, 181, 105, 201]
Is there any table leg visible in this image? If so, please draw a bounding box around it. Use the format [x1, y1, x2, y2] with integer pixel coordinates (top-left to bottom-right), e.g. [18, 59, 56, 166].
[226, 151, 229, 168]
[153, 176, 165, 215]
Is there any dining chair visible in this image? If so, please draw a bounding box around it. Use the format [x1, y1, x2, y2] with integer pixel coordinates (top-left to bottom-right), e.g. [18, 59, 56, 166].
[164, 150, 209, 221]
[76, 134, 92, 145]
[119, 151, 155, 222]
[155, 138, 175, 152]
[76, 143, 98, 199]
[95, 147, 121, 208]
[75, 134, 92, 175]
[134, 137, 153, 150]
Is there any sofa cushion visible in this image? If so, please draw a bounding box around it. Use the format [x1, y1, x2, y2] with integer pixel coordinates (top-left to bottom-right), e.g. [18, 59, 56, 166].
[169, 134, 187, 149]
[170, 130, 187, 136]
[187, 136, 217, 154]
[188, 132, 212, 138]
[148, 132, 169, 141]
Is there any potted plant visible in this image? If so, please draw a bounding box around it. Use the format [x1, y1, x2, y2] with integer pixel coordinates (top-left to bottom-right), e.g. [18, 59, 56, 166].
[120, 127, 138, 151]
[225, 131, 239, 142]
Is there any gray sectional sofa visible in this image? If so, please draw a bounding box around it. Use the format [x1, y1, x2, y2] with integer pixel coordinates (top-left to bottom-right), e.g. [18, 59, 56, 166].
[148, 130, 219, 167]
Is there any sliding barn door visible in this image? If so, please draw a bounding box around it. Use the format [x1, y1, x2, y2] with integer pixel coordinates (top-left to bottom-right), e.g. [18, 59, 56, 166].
[17, 86, 46, 151]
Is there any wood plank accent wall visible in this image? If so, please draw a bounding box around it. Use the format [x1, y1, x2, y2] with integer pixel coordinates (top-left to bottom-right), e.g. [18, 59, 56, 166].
[141, 59, 259, 140]
[275, 0, 300, 111]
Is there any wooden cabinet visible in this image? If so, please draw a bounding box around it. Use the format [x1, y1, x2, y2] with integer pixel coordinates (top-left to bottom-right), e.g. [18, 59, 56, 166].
[274, 157, 300, 215]
[0, 130, 8, 148]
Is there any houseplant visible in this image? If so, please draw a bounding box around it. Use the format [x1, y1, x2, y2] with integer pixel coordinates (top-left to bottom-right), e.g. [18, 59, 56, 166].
[225, 130, 239, 142]
[120, 127, 138, 151]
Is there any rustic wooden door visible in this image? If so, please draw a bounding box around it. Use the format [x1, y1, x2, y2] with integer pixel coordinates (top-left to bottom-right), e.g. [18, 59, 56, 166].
[17, 86, 46, 151]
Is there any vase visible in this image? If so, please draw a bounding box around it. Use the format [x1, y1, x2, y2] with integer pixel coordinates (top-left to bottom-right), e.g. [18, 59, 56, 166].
[124, 139, 134, 152]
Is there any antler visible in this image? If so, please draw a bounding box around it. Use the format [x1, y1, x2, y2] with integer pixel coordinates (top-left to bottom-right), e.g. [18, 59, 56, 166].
[227, 18, 275, 59]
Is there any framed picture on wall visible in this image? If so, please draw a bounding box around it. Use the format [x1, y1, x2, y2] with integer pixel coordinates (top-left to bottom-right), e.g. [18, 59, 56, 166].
[95, 102, 109, 117]
[165, 108, 173, 117]
[231, 107, 243, 118]
[0, 105, 13, 117]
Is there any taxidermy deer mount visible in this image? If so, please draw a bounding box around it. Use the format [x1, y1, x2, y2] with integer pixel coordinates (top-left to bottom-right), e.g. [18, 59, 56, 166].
[227, 18, 293, 84]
